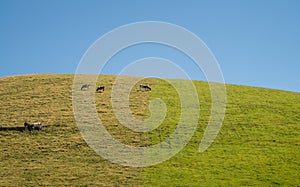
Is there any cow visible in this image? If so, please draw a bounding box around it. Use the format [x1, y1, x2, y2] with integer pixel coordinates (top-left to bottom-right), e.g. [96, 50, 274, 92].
[81, 84, 90, 90]
[96, 86, 105, 92]
[24, 122, 42, 131]
[140, 84, 151, 91]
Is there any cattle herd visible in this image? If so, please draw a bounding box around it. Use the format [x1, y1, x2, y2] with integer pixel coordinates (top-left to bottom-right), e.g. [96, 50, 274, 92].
[23, 83, 152, 131]
[81, 83, 152, 92]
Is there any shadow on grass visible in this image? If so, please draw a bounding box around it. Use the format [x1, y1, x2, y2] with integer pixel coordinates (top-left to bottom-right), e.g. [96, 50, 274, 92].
[0, 126, 25, 132]
[0, 125, 51, 132]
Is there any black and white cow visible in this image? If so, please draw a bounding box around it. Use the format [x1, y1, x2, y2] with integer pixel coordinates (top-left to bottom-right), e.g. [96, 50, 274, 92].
[140, 84, 151, 91]
[24, 122, 42, 131]
[96, 86, 105, 92]
[81, 84, 90, 90]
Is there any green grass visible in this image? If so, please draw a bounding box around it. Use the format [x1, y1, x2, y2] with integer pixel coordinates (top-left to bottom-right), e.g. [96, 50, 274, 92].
[0, 74, 299, 186]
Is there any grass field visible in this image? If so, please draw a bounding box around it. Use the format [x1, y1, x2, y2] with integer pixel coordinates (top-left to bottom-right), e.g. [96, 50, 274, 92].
[0, 74, 299, 186]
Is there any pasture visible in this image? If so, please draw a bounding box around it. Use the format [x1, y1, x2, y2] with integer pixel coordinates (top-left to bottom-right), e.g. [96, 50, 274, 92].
[0, 74, 299, 186]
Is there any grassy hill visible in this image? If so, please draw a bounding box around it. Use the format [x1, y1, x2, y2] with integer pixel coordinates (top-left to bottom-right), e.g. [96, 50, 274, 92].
[0, 74, 299, 186]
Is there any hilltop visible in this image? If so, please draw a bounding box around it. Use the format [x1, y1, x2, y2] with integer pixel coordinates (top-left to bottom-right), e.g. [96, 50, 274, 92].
[0, 74, 299, 186]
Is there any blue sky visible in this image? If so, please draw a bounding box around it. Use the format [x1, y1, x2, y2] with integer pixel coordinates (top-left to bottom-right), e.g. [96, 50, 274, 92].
[0, 0, 299, 92]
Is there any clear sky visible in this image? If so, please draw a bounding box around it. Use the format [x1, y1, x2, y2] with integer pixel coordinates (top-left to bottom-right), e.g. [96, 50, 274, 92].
[0, 0, 299, 92]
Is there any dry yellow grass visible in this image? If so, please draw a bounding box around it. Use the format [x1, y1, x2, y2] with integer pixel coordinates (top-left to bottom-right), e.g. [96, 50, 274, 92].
[0, 74, 147, 186]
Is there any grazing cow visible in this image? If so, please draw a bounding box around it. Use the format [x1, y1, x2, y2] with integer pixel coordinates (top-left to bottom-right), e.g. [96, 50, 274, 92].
[32, 122, 42, 130]
[96, 86, 105, 92]
[81, 84, 90, 90]
[140, 84, 151, 91]
[24, 122, 42, 131]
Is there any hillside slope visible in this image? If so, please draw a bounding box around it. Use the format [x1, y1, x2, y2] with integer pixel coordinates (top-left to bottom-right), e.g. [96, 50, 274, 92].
[0, 74, 299, 186]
